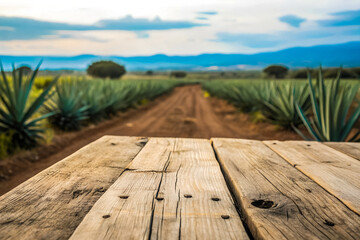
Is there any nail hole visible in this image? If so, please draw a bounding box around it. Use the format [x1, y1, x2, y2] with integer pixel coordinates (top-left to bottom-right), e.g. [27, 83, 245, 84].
[307, 144, 311, 147]
[306, 189, 312, 193]
[324, 220, 335, 226]
[184, 194, 192, 198]
[119, 195, 129, 199]
[111, 143, 117, 146]
[136, 141, 147, 147]
[322, 161, 333, 164]
[102, 215, 110, 219]
[273, 142, 277, 145]
[211, 197, 220, 201]
[156, 197, 164, 201]
[251, 200, 274, 209]
[221, 215, 230, 219]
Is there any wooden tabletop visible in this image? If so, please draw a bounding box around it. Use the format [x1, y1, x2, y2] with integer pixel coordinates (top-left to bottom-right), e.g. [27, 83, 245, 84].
[0, 136, 359, 240]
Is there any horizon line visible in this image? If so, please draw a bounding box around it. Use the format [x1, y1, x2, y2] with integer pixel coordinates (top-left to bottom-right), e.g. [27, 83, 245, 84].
[1, 41, 358, 58]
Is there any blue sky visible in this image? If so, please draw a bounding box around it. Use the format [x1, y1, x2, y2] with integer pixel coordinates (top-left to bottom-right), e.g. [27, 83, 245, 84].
[279, 15, 306, 28]
[0, 0, 359, 55]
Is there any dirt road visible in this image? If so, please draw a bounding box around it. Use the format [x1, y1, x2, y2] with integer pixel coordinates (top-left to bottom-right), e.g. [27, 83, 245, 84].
[101, 84, 253, 138]
[0, 85, 300, 195]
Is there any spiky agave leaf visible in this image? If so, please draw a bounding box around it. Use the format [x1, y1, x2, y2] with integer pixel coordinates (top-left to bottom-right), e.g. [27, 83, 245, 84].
[0, 61, 58, 149]
[260, 81, 311, 128]
[295, 67, 360, 142]
[81, 81, 108, 123]
[45, 80, 89, 131]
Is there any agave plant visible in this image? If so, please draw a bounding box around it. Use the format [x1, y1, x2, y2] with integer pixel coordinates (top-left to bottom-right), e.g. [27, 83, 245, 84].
[0, 62, 58, 149]
[109, 88, 133, 112]
[45, 80, 88, 131]
[202, 80, 271, 112]
[102, 82, 123, 116]
[229, 86, 257, 112]
[260, 81, 311, 128]
[295, 68, 360, 141]
[82, 83, 108, 123]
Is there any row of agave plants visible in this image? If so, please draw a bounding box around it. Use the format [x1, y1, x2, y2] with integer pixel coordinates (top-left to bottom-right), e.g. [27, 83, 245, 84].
[202, 69, 360, 142]
[0, 63, 180, 156]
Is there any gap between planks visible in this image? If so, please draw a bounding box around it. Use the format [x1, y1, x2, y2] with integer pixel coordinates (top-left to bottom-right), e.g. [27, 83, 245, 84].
[324, 142, 360, 161]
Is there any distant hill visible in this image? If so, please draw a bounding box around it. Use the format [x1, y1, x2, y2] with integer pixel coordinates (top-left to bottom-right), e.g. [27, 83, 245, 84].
[1, 41, 359, 71]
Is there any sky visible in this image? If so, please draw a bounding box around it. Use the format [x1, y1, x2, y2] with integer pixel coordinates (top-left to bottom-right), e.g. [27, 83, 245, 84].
[0, 0, 359, 56]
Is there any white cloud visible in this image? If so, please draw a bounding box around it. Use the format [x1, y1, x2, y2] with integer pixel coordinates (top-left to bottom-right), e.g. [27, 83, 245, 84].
[0, 0, 359, 55]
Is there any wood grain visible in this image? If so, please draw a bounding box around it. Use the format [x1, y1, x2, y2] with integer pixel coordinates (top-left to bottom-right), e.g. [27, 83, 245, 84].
[324, 142, 360, 161]
[151, 138, 249, 239]
[213, 138, 360, 240]
[70, 137, 174, 239]
[265, 140, 360, 215]
[71, 138, 248, 240]
[0, 136, 146, 240]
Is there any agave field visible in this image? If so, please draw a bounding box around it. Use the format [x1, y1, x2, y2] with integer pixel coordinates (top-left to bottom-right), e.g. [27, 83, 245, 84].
[0, 63, 359, 161]
[0, 64, 183, 158]
[202, 71, 360, 142]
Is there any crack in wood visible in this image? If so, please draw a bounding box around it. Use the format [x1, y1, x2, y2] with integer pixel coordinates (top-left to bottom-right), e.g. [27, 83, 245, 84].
[148, 150, 173, 240]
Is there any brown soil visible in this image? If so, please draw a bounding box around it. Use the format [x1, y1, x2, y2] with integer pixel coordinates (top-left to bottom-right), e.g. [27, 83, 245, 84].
[0, 85, 300, 195]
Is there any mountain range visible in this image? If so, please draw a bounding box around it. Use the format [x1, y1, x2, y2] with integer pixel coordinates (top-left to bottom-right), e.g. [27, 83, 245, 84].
[1, 41, 359, 71]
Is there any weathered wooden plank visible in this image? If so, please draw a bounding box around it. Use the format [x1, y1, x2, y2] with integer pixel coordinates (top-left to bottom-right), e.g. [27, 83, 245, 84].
[71, 138, 249, 240]
[70, 137, 175, 240]
[265, 140, 360, 215]
[324, 142, 360, 161]
[213, 138, 360, 240]
[151, 138, 249, 239]
[0, 136, 146, 240]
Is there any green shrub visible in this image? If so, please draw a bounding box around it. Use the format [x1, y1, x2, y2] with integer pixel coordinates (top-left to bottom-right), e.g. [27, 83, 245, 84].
[145, 70, 153, 76]
[350, 67, 360, 77]
[15, 65, 32, 75]
[263, 65, 288, 79]
[0, 62, 58, 149]
[87, 60, 126, 79]
[170, 71, 187, 78]
[323, 68, 357, 79]
[292, 69, 312, 79]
